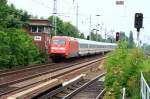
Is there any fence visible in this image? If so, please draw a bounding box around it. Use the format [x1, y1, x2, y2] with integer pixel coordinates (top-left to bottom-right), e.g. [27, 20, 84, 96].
[141, 72, 150, 99]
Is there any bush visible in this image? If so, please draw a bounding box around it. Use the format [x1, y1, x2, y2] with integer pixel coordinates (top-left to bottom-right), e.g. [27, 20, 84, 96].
[143, 70, 150, 86]
[0, 28, 45, 69]
[104, 41, 147, 98]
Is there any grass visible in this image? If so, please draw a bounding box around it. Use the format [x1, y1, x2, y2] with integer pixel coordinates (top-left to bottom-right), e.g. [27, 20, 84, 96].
[142, 58, 150, 86]
[144, 72, 150, 85]
[142, 59, 150, 72]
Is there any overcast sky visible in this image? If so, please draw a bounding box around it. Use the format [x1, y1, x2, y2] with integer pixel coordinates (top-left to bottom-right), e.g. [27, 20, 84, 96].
[7, 0, 150, 44]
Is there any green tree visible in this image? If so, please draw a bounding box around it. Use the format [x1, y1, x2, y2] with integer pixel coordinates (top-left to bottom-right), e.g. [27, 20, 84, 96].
[79, 33, 85, 39]
[106, 37, 115, 43]
[128, 31, 135, 48]
[0, 28, 41, 69]
[119, 31, 128, 41]
[87, 32, 105, 42]
[0, 0, 45, 69]
[48, 16, 79, 38]
[97, 34, 102, 41]
[0, 1, 31, 28]
[63, 22, 79, 37]
[90, 32, 101, 41]
[0, 0, 9, 27]
[55, 16, 65, 36]
[91, 32, 96, 41]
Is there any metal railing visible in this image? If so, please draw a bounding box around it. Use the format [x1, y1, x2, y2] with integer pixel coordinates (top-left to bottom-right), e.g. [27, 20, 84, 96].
[122, 88, 126, 99]
[141, 72, 150, 99]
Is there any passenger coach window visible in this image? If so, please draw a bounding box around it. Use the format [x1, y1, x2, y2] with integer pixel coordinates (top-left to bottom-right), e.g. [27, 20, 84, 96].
[52, 39, 66, 45]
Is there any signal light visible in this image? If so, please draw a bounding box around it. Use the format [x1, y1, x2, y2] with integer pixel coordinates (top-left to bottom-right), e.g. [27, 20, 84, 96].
[134, 13, 143, 29]
[116, 32, 120, 41]
[87, 35, 90, 40]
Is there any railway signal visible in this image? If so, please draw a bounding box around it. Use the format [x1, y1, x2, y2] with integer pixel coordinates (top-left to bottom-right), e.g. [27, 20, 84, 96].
[134, 13, 143, 47]
[116, 32, 120, 41]
[134, 13, 143, 30]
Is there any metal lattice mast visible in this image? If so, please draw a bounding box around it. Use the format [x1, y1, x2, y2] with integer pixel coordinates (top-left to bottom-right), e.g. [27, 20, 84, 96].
[76, 3, 79, 30]
[73, 0, 79, 32]
[53, 0, 57, 36]
[89, 15, 91, 40]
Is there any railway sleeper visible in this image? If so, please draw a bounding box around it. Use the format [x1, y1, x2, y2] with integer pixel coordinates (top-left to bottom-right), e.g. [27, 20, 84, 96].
[55, 92, 68, 97]
[53, 80, 88, 99]
[32, 73, 105, 99]
[67, 87, 76, 91]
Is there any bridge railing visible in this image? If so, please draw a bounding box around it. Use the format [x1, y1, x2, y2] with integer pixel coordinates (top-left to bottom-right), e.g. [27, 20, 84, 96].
[141, 72, 150, 99]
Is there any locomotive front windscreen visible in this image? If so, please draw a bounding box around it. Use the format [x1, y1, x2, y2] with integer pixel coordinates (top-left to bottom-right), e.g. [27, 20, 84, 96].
[52, 39, 66, 45]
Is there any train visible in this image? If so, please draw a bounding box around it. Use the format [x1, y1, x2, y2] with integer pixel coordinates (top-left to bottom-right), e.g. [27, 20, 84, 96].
[48, 36, 117, 62]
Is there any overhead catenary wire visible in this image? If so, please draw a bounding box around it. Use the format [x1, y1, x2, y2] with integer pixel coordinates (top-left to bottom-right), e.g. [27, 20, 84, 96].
[31, 0, 74, 18]
[31, 0, 52, 10]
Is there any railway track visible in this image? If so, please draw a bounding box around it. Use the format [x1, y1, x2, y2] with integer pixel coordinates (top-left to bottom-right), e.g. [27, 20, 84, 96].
[0, 62, 52, 73]
[145, 52, 150, 58]
[0, 62, 53, 74]
[0, 54, 103, 76]
[0, 63, 56, 86]
[33, 73, 105, 99]
[0, 55, 102, 86]
[0, 55, 104, 97]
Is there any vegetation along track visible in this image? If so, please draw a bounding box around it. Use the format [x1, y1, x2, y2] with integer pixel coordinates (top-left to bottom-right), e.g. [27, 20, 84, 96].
[0, 54, 104, 96]
[33, 73, 105, 99]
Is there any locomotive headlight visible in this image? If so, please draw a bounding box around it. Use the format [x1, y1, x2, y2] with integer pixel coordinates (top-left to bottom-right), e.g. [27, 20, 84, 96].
[59, 48, 65, 50]
[51, 47, 57, 50]
[51, 47, 65, 50]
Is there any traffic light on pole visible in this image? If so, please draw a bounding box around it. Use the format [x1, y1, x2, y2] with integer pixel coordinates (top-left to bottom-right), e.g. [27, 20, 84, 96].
[116, 32, 120, 41]
[134, 13, 143, 29]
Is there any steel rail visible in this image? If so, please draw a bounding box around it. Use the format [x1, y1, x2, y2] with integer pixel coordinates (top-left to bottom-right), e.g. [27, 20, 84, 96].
[0, 57, 105, 96]
[0, 63, 55, 76]
[0, 57, 104, 87]
[96, 88, 106, 99]
[62, 72, 105, 99]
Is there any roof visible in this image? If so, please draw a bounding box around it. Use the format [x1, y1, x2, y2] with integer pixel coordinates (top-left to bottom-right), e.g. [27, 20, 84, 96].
[75, 38, 117, 46]
[52, 36, 117, 46]
[29, 19, 52, 27]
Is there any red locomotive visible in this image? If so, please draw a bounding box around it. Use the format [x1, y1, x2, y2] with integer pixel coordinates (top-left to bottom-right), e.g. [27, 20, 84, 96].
[48, 36, 117, 62]
[48, 36, 79, 61]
